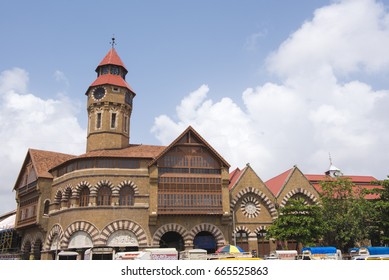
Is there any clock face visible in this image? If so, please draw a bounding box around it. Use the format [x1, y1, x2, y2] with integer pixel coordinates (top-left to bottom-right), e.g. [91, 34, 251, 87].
[93, 87, 106, 100]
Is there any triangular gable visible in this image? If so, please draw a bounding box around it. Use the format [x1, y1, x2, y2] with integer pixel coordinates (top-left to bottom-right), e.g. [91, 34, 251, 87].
[272, 165, 320, 199]
[13, 151, 36, 191]
[149, 126, 230, 168]
[229, 163, 274, 196]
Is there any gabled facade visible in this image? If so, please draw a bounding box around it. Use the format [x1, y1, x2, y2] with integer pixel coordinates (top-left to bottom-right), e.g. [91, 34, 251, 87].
[13, 149, 75, 259]
[266, 165, 320, 208]
[228, 164, 277, 257]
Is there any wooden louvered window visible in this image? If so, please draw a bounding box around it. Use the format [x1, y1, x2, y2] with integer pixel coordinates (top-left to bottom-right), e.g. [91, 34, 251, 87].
[158, 177, 222, 214]
[119, 186, 135, 206]
[97, 186, 111, 206]
[79, 186, 90, 207]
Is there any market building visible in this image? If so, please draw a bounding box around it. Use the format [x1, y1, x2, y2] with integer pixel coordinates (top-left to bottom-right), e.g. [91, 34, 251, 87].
[8, 44, 382, 260]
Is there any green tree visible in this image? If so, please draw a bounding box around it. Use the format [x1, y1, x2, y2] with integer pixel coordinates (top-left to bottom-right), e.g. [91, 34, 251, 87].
[267, 198, 324, 250]
[320, 177, 371, 252]
[367, 177, 389, 246]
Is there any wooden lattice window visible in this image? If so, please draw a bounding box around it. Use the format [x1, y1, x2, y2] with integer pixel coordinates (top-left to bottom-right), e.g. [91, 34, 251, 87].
[97, 186, 111, 206]
[79, 186, 90, 207]
[119, 186, 134, 206]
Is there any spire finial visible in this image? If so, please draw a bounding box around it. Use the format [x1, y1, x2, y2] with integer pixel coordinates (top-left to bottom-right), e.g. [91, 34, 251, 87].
[329, 152, 333, 165]
[110, 35, 116, 48]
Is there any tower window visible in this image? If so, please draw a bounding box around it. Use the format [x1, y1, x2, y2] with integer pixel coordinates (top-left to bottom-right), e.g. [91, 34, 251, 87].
[96, 112, 102, 129]
[101, 66, 109, 75]
[123, 115, 128, 133]
[111, 113, 117, 129]
[110, 66, 119, 75]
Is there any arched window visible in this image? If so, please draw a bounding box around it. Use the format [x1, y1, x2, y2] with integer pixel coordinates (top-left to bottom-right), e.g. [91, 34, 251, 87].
[97, 186, 111, 206]
[64, 187, 72, 208]
[119, 186, 135, 206]
[79, 186, 90, 207]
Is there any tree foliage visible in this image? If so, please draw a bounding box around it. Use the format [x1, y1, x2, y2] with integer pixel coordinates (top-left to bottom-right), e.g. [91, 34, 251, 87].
[267, 198, 324, 249]
[366, 177, 389, 245]
[320, 177, 372, 252]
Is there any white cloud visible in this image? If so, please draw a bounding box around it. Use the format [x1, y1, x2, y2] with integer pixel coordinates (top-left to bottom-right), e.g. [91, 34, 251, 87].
[0, 68, 86, 213]
[267, 0, 389, 78]
[54, 70, 70, 86]
[152, 0, 389, 180]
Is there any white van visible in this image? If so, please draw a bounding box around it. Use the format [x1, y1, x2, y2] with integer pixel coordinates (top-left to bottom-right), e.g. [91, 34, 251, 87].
[179, 249, 208, 260]
[114, 248, 178, 260]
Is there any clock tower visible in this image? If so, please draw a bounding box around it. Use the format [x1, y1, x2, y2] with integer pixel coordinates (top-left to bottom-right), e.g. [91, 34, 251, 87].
[85, 42, 135, 152]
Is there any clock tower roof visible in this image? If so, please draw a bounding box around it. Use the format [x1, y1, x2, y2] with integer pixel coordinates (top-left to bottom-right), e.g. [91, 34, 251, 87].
[86, 47, 135, 95]
[88, 74, 135, 93]
[96, 47, 127, 71]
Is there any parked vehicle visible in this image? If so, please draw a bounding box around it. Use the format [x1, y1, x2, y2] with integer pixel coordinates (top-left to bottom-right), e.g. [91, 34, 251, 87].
[301, 247, 342, 260]
[351, 247, 389, 260]
[357, 246, 389, 256]
[265, 250, 298, 260]
[114, 248, 178, 260]
[179, 249, 208, 260]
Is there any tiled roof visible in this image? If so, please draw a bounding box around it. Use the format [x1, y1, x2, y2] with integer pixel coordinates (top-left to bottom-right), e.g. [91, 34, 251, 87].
[29, 149, 76, 178]
[52, 144, 166, 171]
[266, 167, 382, 199]
[265, 168, 293, 197]
[305, 174, 381, 199]
[229, 167, 244, 190]
[77, 144, 165, 159]
[86, 47, 135, 95]
[88, 74, 134, 93]
[97, 47, 127, 70]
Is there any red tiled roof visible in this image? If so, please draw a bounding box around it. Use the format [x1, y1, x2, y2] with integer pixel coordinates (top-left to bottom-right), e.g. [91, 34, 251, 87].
[14, 149, 76, 190]
[51, 144, 166, 171]
[77, 144, 165, 159]
[229, 167, 244, 190]
[29, 149, 76, 178]
[305, 174, 381, 199]
[88, 74, 134, 93]
[97, 48, 127, 70]
[265, 168, 293, 196]
[86, 47, 135, 95]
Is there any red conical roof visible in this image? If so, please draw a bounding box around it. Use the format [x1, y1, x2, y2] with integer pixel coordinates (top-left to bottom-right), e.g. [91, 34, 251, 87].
[86, 47, 135, 95]
[96, 47, 127, 71]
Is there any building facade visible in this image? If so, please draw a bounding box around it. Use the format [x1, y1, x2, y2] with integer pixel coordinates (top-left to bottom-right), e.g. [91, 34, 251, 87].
[11, 46, 380, 260]
[13, 46, 233, 260]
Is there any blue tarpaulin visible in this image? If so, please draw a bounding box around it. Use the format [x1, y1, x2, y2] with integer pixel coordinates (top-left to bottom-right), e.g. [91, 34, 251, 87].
[363, 247, 389, 255]
[302, 247, 337, 254]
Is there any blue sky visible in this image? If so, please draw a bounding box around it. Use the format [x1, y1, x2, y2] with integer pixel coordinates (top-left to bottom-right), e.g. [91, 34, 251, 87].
[1, 0, 389, 214]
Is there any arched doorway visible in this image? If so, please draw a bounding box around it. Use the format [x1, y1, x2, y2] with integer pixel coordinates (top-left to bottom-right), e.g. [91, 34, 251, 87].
[235, 230, 249, 252]
[257, 230, 270, 258]
[159, 232, 184, 252]
[22, 241, 31, 260]
[33, 239, 42, 260]
[193, 231, 216, 253]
